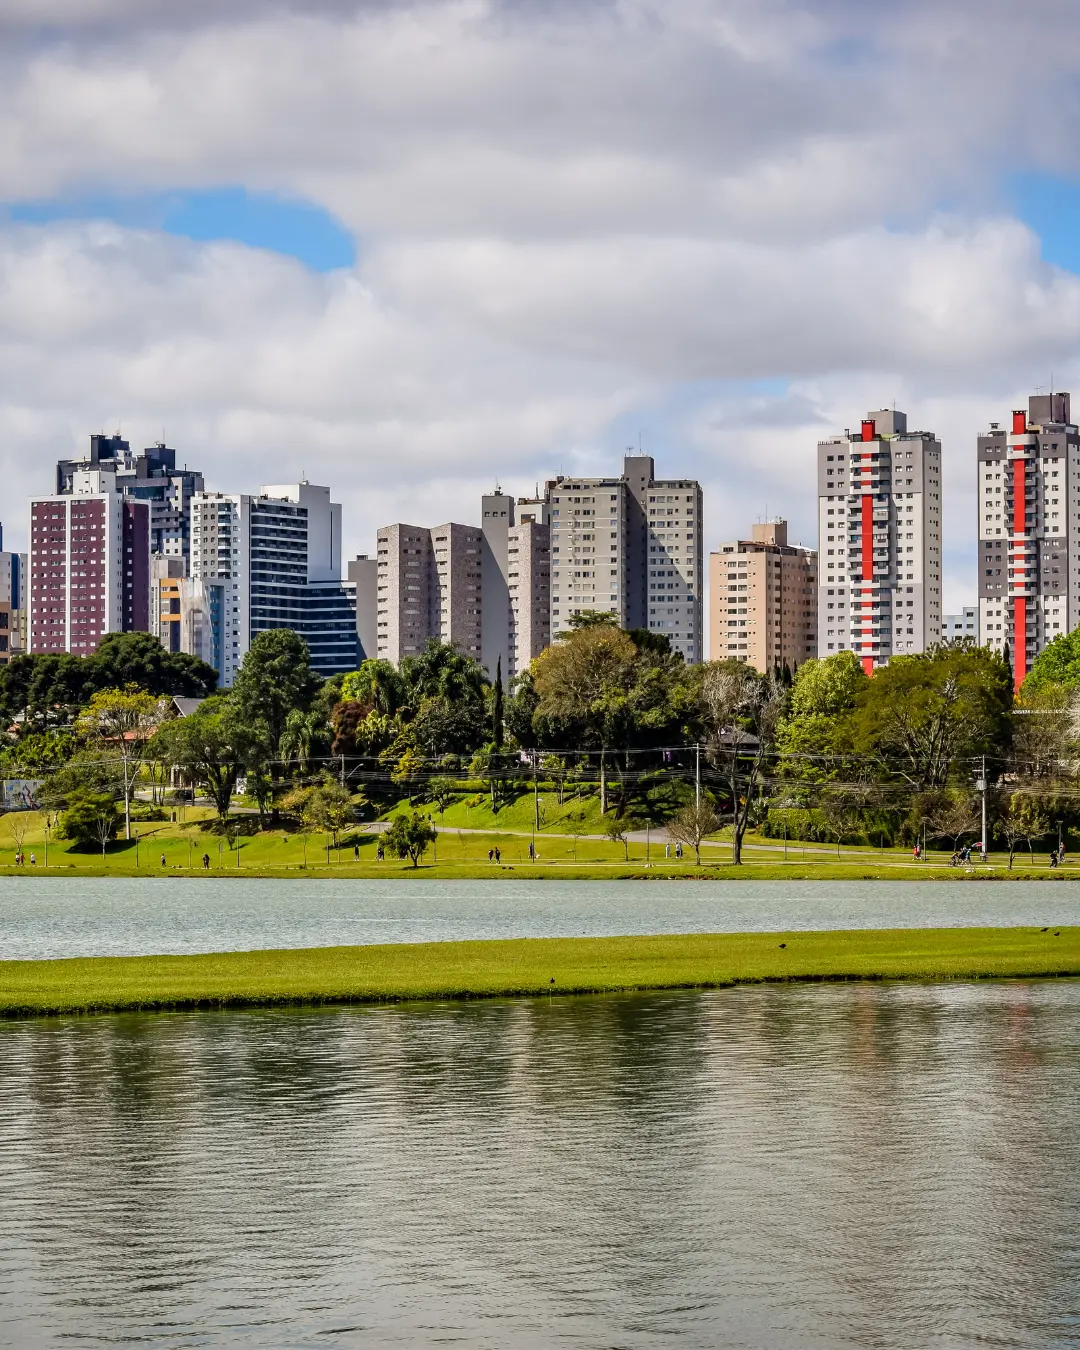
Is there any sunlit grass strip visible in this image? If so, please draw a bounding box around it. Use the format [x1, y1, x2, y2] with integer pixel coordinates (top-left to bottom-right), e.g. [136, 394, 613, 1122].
[2, 928, 1078, 1018]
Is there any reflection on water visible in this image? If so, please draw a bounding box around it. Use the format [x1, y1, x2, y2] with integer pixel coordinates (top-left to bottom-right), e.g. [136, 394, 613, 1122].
[1, 982, 1079, 1348]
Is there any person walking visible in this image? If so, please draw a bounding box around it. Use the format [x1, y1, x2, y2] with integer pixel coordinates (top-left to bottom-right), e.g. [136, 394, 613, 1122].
[29, 852, 36, 866]
[494, 846, 501, 864]
[201, 853, 210, 869]
[160, 854, 167, 868]
[675, 842, 683, 861]
[376, 843, 384, 862]
[354, 843, 360, 861]
[488, 848, 494, 862]
[528, 841, 535, 860]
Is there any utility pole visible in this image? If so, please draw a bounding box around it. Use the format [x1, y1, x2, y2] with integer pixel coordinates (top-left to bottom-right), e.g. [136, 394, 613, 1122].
[977, 756, 987, 859]
[695, 742, 701, 812]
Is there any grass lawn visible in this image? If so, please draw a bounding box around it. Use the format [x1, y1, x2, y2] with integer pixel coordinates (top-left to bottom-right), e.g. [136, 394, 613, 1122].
[1, 927, 1077, 1018]
[0, 809, 1075, 879]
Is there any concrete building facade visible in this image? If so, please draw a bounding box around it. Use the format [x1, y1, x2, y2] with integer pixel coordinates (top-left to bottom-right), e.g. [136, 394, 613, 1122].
[507, 505, 551, 678]
[348, 555, 378, 661]
[190, 482, 356, 686]
[977, 392, 1080, 688]
[708, 521, 817, 670]
[548, 455, 702, 663]
[375, 522, 484, 665]
[57, 435, 204, 566]
[0, 533, 26, 665]
[942, 606, 978, 642]
[817, 409, 942, 673]
[28, 469, 150, 655]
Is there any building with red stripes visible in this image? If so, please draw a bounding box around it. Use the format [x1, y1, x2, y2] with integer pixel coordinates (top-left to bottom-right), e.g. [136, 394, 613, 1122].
[817, 409, 942, 673]
[977, 393, 1078, 690]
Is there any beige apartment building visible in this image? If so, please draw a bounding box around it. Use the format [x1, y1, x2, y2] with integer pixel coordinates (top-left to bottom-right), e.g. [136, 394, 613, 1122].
[708, 521, 817, 671]
[375, 522, 484, 664]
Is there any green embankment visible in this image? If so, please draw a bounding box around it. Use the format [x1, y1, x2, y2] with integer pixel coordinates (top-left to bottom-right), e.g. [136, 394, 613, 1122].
[0, 808, 1075, 878]
[2, 928, 1078, 1018]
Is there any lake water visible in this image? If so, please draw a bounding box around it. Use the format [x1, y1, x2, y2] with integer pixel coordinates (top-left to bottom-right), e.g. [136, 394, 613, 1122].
[1, 981, 1078, 1347]
[1, 877, 1079, 961]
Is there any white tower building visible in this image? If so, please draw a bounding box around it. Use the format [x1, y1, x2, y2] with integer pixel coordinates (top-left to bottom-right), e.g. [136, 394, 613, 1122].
[817, 409, 942, 672]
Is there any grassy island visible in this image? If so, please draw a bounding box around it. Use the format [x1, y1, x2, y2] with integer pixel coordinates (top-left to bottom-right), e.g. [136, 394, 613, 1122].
[2, 927, 1078, 1019]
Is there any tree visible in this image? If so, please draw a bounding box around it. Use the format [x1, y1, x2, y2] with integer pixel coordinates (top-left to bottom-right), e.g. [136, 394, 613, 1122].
[1023, 629, 1080, 697]
[58, 789, 118, 856]
[492, 657, 504, 747]
[603, 814, 634, 862]
[7, 810, 30, 859]
[429, 776, 457, 813]
[384, 811, 437, 867]
[76, 688, 164, 839]
[230, 630, 321, 762]
[469, 743, 513, 811]
[400, 639, 488, 707]
[279, 706, 328, 776]
[89, 632, 217, 699]
[532, 625, 638, 814]
[925, 790, 981, 853]
[996, 791, 1050, 870]
[667, 798, 722, 866]
[229, 631, 321, 808]
[282, 777, 354, 852]
[341, 660, 406, 716]
[776, 652, 869, 785]
[850, 645, 1012, 789]
[304, 779, 354, 847]
[818, 790, 865, 859]
[701, 660, 784, 865]
[150, 697, 251, 822]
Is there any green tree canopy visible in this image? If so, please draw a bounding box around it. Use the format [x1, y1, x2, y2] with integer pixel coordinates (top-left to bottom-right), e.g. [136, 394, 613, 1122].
[150, 696, 254, 821]
[230, 630, 321, 756]
[850, 645, 1012, 788]
[57, 789, 119, 855]
[383, 811, 437, 867]
[1023, 629, 1080, 696]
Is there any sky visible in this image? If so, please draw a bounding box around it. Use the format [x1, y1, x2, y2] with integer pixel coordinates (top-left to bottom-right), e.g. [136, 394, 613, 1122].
[4, 0, 1080, 647]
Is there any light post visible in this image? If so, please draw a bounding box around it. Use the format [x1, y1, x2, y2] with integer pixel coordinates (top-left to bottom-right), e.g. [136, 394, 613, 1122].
[976, 756, 988, 859]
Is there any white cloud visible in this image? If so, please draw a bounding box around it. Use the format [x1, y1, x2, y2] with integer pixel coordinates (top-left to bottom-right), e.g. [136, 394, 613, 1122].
[3, 0, 1080, 651]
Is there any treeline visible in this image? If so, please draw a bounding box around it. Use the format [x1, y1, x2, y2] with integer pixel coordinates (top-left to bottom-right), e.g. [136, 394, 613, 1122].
[3, 612, 1080, 861]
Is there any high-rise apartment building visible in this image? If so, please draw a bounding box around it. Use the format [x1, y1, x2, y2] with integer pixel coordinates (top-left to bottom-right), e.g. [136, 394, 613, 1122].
[817, 409, 942, 673]
[507, 499, 551, 678]
[348, 555, 378, 661]
[977, 393, 1079, 687]
[374, 494, 550, 677]
[708, 521, 817, 670]
[942, 606, 978, 641]
[57, 435, 204, 565]
[0, 526, 26, 666]
[190, 482, 356, 686]
[28, 468, 150, 655]
[548, 455, 702, 663]
[375, 522, 484, 665]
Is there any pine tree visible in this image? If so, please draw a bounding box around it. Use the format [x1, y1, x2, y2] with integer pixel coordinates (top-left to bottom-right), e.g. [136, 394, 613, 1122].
[493, 656, 504, 747]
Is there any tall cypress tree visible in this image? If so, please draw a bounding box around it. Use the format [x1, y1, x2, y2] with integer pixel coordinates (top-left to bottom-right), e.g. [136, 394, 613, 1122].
[493, 656, 504, 747]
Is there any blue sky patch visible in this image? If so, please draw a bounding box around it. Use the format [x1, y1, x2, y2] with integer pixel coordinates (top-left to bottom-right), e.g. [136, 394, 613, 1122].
[6, 187, 356, 272]
[1009, 172, 1080, 274]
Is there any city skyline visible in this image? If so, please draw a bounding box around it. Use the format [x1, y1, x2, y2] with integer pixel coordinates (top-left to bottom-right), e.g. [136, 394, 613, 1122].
[18, 394, 1080, 670]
